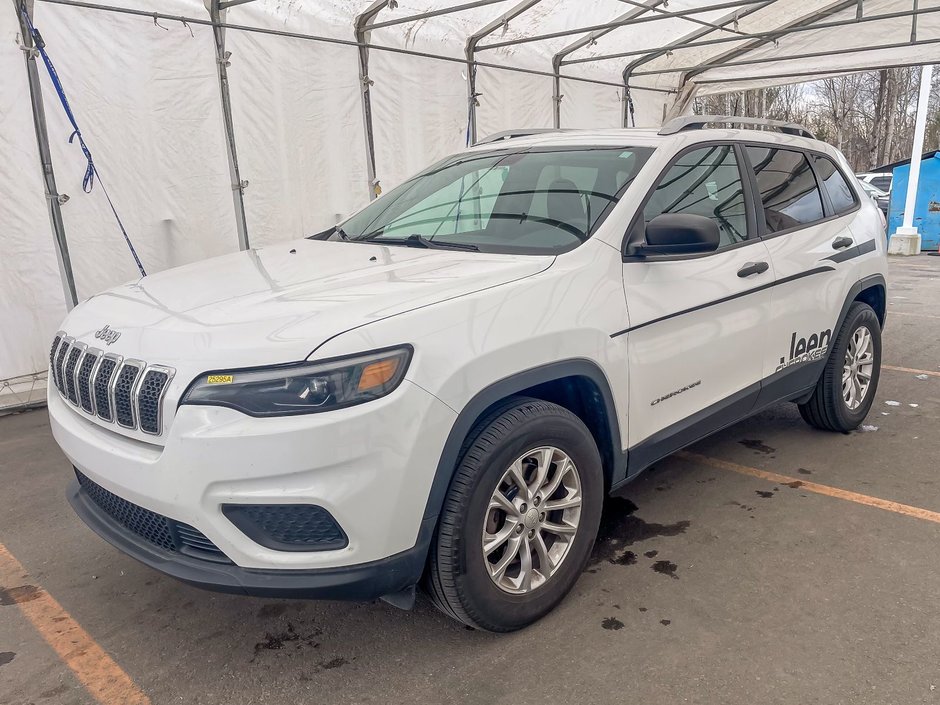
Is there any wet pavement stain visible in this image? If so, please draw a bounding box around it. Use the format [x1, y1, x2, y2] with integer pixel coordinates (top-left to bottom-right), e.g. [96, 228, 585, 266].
[0, 652, 14, 667]
[651, 560, 679, 580]
[644, 550, 658, 558]
[798, 468, 812, 475]
[591, 498, 691, 565]
[755, 490, 774, 499]
[0, 585, 40, 606]
[253, 622, 322, 656]
[612, 551, 637, 566]
[638, 607, 648, 612]
[739, 439, 776, 454]
[602, 617, 625, 631]
[786, 480, 804, 489]
[660, 619, 672, 626]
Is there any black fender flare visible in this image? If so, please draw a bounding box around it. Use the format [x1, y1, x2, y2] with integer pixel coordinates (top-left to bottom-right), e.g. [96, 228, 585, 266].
[410, 359, 624, 561]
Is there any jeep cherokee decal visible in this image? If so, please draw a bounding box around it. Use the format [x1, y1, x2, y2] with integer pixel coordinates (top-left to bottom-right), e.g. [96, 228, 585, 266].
[651, 379, 702, 406]
[776, 329, 831, 372]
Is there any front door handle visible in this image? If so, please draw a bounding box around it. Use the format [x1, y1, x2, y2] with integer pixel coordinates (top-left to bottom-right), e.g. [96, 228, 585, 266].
[737, 261, 769, 278]
[832, 236, 854, 250]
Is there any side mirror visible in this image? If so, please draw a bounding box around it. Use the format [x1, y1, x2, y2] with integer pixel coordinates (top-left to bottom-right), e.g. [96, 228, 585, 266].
[630, 213, 720, 256]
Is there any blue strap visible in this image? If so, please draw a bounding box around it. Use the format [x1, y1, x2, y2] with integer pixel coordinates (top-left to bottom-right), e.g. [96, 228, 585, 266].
[20, 3, 147, 278]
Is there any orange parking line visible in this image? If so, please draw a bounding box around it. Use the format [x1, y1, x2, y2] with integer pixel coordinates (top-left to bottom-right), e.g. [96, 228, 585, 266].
[677, 451, 940, 525]
[0, 542, 150, 705]
[882, 364, 940, 378]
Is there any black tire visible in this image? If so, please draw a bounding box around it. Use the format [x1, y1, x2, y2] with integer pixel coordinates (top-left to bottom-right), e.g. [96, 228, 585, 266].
[798, 302, 882, 432]
[425, 397, 603, 632]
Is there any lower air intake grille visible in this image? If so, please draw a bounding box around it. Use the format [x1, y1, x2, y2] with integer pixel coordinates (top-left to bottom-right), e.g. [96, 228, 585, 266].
[76, 470, 230, 563]
[222, 504, 348, 551]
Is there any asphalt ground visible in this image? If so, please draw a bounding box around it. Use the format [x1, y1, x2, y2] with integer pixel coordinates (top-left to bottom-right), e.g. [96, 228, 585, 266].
[2, 255, 939, 705]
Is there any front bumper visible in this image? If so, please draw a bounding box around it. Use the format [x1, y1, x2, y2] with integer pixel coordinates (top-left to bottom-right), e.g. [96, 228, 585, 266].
[68, 476, 433, 599]
[50, 379, 456, 594]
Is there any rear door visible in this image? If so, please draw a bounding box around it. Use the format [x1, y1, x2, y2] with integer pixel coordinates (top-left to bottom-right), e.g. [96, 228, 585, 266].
[743, 145, 863, 403]
[621, 143, 773, 469]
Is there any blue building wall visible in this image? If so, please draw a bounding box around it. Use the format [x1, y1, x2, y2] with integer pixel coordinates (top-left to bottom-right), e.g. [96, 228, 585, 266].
[888, 153, 940, 251]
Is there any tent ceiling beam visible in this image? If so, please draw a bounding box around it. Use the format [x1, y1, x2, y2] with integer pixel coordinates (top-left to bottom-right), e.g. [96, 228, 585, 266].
[617, 0, 751, 36]
[217, 0, 255, 11]
[681, 0, 860, 84]
[630, 34, 937, 78]
[693, 58, 939, 85]
[563, 1, 935, 66]
[475, 0, 767, 52]
[368, 0, 505, 31]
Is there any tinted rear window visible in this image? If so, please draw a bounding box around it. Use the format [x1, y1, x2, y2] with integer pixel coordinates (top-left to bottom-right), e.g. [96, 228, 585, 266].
[815, 157, 858, 214]
[746, 146, 824, 233]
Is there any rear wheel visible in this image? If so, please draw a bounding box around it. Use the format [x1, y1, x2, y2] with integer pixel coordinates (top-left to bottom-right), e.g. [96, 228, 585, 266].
[426, 398, 603, 632]
[798, 302, 881, 432]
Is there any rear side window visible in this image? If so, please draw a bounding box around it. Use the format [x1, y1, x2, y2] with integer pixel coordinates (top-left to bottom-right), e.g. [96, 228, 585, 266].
[815, 156, 859, 214]
[746, 146, 824, 233]
[643, 145, 749, 248]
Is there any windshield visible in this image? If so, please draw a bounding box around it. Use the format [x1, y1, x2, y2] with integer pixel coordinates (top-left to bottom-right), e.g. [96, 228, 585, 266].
[319, 146, 654, 255]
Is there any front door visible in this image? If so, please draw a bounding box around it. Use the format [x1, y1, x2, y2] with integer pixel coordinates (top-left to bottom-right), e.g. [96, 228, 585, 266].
[621, 144, 773, 471]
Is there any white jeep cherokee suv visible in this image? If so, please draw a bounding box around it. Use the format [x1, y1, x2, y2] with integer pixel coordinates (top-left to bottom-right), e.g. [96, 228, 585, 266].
[49, 116, 886, 631]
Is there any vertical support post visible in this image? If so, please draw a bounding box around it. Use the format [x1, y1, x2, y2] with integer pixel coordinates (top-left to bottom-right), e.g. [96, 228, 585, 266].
[890, 63, 933, 255]
[551, 56, 562, 129]
[355, 0, 388, 201]
[209, 0, 250, 250]
[465, 0, 544, 144]
[13, 0, 78, 308]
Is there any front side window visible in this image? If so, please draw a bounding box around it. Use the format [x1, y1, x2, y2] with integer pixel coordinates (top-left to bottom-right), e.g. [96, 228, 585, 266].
[642, 144, 749, 249]
[746, 146, 824, 233]
[331, 147, 654, 254]
[815, 156, 858, 215]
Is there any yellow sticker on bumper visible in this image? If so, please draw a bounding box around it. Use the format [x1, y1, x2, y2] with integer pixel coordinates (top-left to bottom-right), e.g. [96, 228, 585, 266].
[206, 374, 234, 384]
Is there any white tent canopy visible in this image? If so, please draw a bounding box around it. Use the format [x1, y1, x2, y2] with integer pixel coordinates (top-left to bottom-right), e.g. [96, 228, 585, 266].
[2, 0, 938, 408]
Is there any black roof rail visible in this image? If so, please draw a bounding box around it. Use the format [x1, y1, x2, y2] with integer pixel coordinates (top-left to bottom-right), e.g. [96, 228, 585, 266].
[659, 115, 815, 140]
[475, 128, 565, 145]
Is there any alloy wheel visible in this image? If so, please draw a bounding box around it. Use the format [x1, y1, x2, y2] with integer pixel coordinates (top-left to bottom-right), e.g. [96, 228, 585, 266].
[481, 446, 582, 594]
[843, 325, 875, 411]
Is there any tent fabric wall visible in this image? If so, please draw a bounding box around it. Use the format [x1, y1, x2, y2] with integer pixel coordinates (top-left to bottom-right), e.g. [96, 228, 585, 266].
[3, 0, 940, 411]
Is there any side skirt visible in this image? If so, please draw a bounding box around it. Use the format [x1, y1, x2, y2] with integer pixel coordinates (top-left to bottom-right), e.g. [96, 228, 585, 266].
[611, 362, 822, 495]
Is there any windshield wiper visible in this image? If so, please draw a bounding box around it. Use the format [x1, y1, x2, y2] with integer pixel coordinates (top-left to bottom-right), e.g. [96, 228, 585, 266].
[378, 234, 479, 251]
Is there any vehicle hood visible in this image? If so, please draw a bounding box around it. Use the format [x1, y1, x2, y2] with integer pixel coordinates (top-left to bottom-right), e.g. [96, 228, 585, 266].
[62, 239, 554, 368]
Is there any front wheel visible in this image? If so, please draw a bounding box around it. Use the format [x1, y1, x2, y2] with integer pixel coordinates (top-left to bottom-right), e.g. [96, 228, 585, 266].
[426, 398, 603, 632]
[798, 301, 882, 432]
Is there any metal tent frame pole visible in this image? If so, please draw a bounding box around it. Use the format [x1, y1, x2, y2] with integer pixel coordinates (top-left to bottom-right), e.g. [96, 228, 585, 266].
[208, 0, 250, 251]
[550, 0, 666, 129]
[465, 0, 544, 145]
[618, 1, 774, 126]
[13, 0, 78, 308]
[355, 0, 388, 201]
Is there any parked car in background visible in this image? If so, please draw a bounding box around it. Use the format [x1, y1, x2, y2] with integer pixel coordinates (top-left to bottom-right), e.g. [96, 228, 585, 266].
[49, 116, 887, 632]
[859, 179, 889, 217]
[857, 171, 893, 193]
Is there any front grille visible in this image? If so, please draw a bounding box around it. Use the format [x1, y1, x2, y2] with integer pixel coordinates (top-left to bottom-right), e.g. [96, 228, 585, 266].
[51, 331, 174, 436]
[76, 469, 230, 563]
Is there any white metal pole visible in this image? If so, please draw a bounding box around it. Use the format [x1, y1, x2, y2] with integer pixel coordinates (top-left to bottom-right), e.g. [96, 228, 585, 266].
[891, 64, 933, 255]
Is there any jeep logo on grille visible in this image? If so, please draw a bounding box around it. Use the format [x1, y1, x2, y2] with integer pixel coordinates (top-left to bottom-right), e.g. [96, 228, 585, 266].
[94, 324, 121, 346]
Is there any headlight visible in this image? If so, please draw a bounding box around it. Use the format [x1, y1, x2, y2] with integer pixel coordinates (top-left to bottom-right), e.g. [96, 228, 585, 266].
[181, 346, 412, 417]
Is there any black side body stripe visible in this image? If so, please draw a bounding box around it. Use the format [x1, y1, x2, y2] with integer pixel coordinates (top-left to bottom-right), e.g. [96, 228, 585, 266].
[824, 238, 876, 263]
[610, 265, 835, 338]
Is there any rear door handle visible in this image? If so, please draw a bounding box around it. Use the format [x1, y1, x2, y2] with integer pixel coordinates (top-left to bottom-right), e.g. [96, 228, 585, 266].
[832, 236, 854, 250]
[737, 261, 769, 278]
